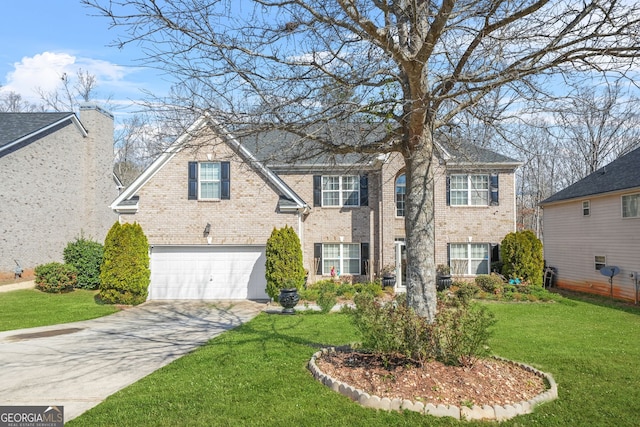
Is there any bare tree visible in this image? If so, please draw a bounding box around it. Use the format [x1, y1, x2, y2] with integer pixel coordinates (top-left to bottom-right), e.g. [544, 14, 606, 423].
[0, 91, 43, 112]
[37, 68, 100, 112]
[83, 0, 640, 321]
[553, 81, 640, 185]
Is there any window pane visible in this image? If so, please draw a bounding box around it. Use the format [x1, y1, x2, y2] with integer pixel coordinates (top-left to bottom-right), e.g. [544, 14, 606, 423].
[200, 162, 220, 180]
[472, 259, 489, 274]
[323, 244, 340, 258]
[344, 259, 360, 274]
[200, 182, 220, 199]
[342, 176, 359, 191]
[450, 175, 467, 190]
[471, 175, 489, 189]
[470, 244, 488, 258]
[343, 190, 359, 206]
[450, 244, 468, 258]
[323, 176, 340, 190]
[623, 194, 639, 218]
[323, 192, 340, 206]
[470, 189, 488, 205]
[396, 174, 406, 217]
[343, 244, 360, 258]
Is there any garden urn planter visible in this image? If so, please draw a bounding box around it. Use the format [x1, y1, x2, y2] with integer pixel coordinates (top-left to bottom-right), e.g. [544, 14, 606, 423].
[382, 274, 396, 288]
[279, 288, 300, 314]
[436, 275, 453, 291]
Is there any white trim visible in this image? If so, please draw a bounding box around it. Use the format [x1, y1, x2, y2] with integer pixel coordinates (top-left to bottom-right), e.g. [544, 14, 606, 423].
[0, 114, 86, 155]
[111, 114, 310, 213]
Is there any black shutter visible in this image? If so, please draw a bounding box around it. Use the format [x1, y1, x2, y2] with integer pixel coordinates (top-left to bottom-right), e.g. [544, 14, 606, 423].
[314, 243, 323, 275]
[221, 161, 231, 200]
[491, 244, 500, 271]
[446, 176, 451, 206]
[490, 173, 499, 206]
[447, 243, 451, 268]
[359, 174, 369, 206]
[188, 162, 198, 200]
[313, 175, 322, 207]
[360, 243, 369, 276]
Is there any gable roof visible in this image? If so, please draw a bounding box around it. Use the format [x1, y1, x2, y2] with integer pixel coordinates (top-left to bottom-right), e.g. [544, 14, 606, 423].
[0, 112, 87, 155]
[111, 115, 310, 213]
[541, 145, 640, 205]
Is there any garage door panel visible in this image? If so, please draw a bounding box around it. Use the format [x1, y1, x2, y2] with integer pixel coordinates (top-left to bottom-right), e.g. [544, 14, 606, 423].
[149, 246, 268, 300]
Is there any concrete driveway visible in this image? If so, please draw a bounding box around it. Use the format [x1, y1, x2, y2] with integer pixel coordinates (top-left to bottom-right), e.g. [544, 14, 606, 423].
[0, 300, 265, 422]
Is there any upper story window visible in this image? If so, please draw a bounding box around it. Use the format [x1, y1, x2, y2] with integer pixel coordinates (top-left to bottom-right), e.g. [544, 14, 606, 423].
[450, 174, 488, 205]
[396, 174, 406, 217]
[313, 174, 368, 207]
[188, 161, 230, 200]
[582, 200, 590, 216]
[622, 194, 639, 218]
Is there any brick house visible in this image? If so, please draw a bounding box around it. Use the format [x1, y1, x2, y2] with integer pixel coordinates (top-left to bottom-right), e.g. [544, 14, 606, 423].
[0, 105, 117, 278]
[540, 146, 640, 302]
[111, 116, 520, 300]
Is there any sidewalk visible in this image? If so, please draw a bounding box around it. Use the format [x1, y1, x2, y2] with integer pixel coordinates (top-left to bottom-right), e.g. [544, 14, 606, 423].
[0, 280, 35, 293]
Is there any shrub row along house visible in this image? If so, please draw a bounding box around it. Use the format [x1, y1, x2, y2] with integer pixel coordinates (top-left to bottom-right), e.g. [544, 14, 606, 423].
[541, 145, 640, 302]
[0, 106, 116, 279]
[111, 116, 520, 300]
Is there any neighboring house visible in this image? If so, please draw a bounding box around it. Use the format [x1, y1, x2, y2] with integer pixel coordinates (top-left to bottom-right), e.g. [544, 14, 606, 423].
[0, 105, 116, 278]
[540, 146, 640, 302]
[111, 116, 520, 300]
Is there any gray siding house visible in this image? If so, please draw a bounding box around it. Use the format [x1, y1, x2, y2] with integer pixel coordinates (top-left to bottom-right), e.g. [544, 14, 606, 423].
[111, 116, 520, 300]
[0, 105, 116, 279]
[540, 146, 640, 302]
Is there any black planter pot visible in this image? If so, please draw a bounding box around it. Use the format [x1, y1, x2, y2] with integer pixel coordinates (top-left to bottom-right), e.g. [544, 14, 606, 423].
[436, 275, 453, 291]
[279, 288, 300, 314]
[382, 275, 396, 288]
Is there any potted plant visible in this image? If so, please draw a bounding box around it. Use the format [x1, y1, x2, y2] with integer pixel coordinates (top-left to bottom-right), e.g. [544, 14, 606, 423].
[436, 264, 453, 291]
[380, 264, 396, 288]
[265, 226, 305, 314]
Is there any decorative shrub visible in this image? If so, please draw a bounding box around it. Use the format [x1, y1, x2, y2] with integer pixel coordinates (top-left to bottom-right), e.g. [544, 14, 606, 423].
[265, 226, 305, 300]
[431, 295, 496, 367]
[349, 292, 495, 368]
[453, 281, 479, 304]
[475, 274, 504, 294]
[35, 262, 77, 293]
[501, 230, 544, 287]
[99, 222, 150, 305]
[63, 236, 103, 289]
[316, 281, 338, 313]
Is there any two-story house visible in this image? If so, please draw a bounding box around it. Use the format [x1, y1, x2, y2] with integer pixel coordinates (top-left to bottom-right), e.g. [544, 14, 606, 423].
[0, 105, 116, 279]
[540, 146, 640, 302]
[111, 116, 520, 300]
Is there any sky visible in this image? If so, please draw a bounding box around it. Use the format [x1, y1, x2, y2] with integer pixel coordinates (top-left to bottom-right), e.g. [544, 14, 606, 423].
[0, 0, 168, 120]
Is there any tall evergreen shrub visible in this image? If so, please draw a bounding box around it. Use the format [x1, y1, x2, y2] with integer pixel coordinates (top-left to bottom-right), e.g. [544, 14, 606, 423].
[265, 225, 305, 299]
[99, 222, 150, 305]
[63, 236, 103, 289]
[500, 230, 544, 286]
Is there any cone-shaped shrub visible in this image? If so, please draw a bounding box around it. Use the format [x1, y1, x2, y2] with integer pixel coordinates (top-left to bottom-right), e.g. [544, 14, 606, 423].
[500, 230, 543, 287]
[99, 222, 150, 305]
[265, 225, 305, 299]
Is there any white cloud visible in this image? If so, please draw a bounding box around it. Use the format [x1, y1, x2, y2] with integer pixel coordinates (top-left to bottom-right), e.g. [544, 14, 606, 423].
[0, 51, 140, 105]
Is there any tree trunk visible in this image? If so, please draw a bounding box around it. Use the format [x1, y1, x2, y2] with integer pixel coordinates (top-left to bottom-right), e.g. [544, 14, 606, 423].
[403, 129, 437, 323]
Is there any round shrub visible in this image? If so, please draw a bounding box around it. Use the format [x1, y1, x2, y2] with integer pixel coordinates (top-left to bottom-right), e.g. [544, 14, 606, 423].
[63, 237, 103, 289]
[500, 230, 544, 287]
[265, 226, 305, 300]
[99, 222, 150, 305]
[475, 274, 504, 294]
[35, 262, 77, 293]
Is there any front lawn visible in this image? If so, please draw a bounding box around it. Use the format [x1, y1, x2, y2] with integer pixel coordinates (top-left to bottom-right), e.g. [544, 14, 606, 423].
[0, 289, 120, 331]
[69, 297, 640, 426]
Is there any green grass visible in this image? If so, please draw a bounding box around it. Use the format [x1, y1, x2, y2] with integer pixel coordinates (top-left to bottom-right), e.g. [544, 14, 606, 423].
[68, 297, 640, 427]
[0, 289, 120, 331]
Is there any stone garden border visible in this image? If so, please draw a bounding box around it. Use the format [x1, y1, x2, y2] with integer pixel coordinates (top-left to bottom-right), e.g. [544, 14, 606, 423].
[308, 348, 558, 422]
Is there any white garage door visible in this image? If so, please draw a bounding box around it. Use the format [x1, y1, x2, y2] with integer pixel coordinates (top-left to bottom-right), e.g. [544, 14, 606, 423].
[149, 245, 268, 300]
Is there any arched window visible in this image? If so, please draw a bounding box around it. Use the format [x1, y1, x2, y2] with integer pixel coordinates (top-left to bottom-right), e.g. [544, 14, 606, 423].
[395, 174, 406, 217]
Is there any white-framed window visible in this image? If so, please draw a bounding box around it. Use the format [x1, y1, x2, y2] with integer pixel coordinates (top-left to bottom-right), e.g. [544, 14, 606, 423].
[396, 174, 406, 217]
[595, 255, 606, 271]
[322, 175, 360, 207]
[622, 194, 640, 218]
[450, 174, 489, 206]
[450, 243, 489, 275]
[322, 243, 360, 275]
[199, 162, 221, 200]
[582, 200, 590, 216]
